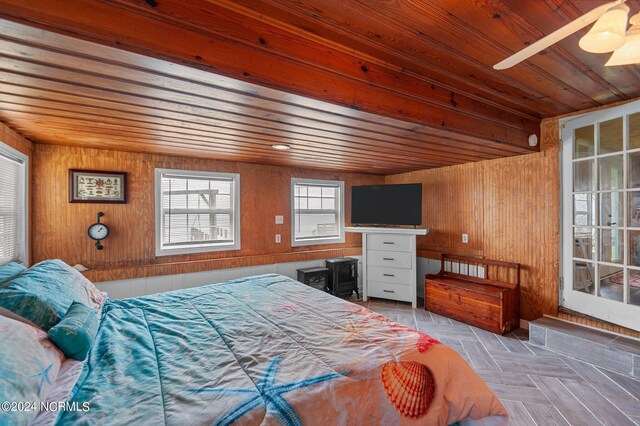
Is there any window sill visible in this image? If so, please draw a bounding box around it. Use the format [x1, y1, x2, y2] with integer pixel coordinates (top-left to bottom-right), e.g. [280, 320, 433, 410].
[291, 237, 345, 247]
[155, 242, 241, 257]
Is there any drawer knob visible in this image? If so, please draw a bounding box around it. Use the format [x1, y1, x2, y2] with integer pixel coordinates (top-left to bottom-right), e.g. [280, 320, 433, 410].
[382, 241, 395, 244]
[383, 273, 395, 277]
[383, 257, 395, 261]
[383, 290, 395, 293]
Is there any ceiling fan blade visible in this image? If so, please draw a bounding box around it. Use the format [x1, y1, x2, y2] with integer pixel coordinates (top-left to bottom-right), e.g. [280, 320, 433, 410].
[493, 0, 625, 70]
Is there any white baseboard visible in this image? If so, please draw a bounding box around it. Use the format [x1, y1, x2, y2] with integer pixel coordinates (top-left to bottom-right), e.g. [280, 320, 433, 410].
[96, 256, 362, 300]
[519, 318, 530, 330]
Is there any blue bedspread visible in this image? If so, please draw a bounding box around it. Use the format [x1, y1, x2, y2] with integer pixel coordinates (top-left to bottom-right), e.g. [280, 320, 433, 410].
[58, 274, 506, 425]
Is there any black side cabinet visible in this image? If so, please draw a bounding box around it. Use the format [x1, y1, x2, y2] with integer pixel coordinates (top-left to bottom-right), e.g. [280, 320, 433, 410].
[325, 257, 359, 299]
[296, 267, 329, 292]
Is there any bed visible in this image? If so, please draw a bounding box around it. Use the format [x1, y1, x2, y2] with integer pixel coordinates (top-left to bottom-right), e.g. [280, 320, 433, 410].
[0, 261, 507, 425]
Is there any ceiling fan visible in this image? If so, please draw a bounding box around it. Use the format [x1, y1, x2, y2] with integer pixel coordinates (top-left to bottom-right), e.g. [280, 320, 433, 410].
[494, 0, 640, 69]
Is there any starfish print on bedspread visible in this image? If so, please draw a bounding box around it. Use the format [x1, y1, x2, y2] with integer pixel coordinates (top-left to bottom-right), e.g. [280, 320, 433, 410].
[28, 359, 53, 396]
[183, 355, 347, 426]
[323, 318, 378, 346]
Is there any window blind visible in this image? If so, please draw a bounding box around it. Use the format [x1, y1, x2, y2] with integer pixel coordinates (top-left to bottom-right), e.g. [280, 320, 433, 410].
[155, 168, 240, 256]
[0, 151, 25, 264]
[293, 183, 341, 240]
[160, 174, 234, 246]
[291, 178, 344, 246]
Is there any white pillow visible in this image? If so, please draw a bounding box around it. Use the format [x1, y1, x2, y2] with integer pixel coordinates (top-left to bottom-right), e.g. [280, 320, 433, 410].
[0, 315, 64, 425]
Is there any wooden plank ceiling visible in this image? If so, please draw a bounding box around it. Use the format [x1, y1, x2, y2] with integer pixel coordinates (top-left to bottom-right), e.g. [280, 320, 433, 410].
[0, 0, 638, 174]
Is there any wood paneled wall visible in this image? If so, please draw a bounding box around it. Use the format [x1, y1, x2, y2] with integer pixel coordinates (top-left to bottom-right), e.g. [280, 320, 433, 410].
[386, 124, 560, 321]
[388, 98, 640, 335]
[0, 122, 33, 262]
[31, 144, 383, 282]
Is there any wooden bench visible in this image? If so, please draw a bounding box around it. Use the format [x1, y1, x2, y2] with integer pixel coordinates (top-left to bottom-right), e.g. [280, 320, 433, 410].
[425, 254, 520, 335]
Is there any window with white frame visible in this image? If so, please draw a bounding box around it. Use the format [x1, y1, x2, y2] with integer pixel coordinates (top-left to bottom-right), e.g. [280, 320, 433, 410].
[291, 178, 344, 246]
[0, 142, 28, 265]
[155, 169, 240, 256]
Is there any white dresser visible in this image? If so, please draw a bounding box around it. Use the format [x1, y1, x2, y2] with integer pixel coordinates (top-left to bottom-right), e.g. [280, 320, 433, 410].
[345, 227, 429, 308]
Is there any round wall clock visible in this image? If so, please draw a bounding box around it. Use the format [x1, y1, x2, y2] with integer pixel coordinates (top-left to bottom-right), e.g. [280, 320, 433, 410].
[88, 212, 109, 250]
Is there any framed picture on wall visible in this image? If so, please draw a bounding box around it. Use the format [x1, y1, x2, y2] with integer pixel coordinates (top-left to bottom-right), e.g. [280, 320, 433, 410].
[68, 169, 127, 203]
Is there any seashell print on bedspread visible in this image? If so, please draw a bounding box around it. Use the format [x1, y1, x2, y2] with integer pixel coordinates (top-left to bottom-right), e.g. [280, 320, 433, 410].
[57, 274, 507, 425]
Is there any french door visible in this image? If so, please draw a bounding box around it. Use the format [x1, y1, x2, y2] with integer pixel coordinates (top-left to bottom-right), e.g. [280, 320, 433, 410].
[562, 100, 640, 331]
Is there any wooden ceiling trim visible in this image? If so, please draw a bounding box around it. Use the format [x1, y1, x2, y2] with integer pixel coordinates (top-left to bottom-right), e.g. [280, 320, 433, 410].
[0, 106, 490, 168]
[0, 23, 536, 159]
[0, 46, 517, 159]
[0, 109, 468, 169]
[0, 79, 507, 165]
[2, 17, 475, 137]
[0, 1, 539, 148]
[0, 58, 529, 159]
[16, 120, 413, 171]
[0, 80, 525, 165]
[25, 128, 421, 174]
[231, 0, 593, 113]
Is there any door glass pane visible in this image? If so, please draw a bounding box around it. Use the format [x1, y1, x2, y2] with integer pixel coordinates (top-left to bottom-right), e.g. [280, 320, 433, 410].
[629, 269, 640, 306]
[628, 191, 640, 227]
[599, 155, 623, 190]
[628, 152, 640, 188]
[573, 160, 594, 191]
[600, 192, 622, 227]
[629, 231, 640, 267]
[599, 117, 623, 154]
[573, 261, 595, 294]
[574, 125, 595, 158]
[600, 229, 623, 264]
[574, 193, 596, 226]
[574, 227, 596, 260]
[631, 113, 640, 150]
[599, 265, 624, 302]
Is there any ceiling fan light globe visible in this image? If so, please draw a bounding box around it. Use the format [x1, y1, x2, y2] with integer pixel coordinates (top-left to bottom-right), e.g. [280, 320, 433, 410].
[606, 24, 640, 66]
[579, 3, 629, 53]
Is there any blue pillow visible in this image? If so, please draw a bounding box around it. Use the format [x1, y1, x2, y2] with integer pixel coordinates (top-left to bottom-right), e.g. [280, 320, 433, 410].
[0, 259, 104, 330]
[0, 315, 64, 425]
[48, 302, 99, 361]
[0, 261, 26, 285]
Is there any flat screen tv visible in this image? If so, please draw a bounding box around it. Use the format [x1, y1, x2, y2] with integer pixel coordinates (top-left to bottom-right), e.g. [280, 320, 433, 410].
[351, 183, 422, 226]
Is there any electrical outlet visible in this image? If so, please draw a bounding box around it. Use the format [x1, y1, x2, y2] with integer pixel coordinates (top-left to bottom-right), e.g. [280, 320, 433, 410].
[462, 233, 469, 243]
[275, 234, 281, 243]
[275, 215, 284, 225]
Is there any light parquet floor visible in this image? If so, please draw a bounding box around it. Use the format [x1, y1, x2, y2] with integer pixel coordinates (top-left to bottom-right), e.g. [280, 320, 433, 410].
[359, 299, 640, 426]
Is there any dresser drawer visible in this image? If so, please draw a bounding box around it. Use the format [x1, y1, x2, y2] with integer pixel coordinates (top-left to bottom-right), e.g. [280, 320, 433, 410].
[367, 265, 413, 285]
[367, 250, 412, 269]
[366, 234, 412, 252]
[368, 281, 412, 302]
